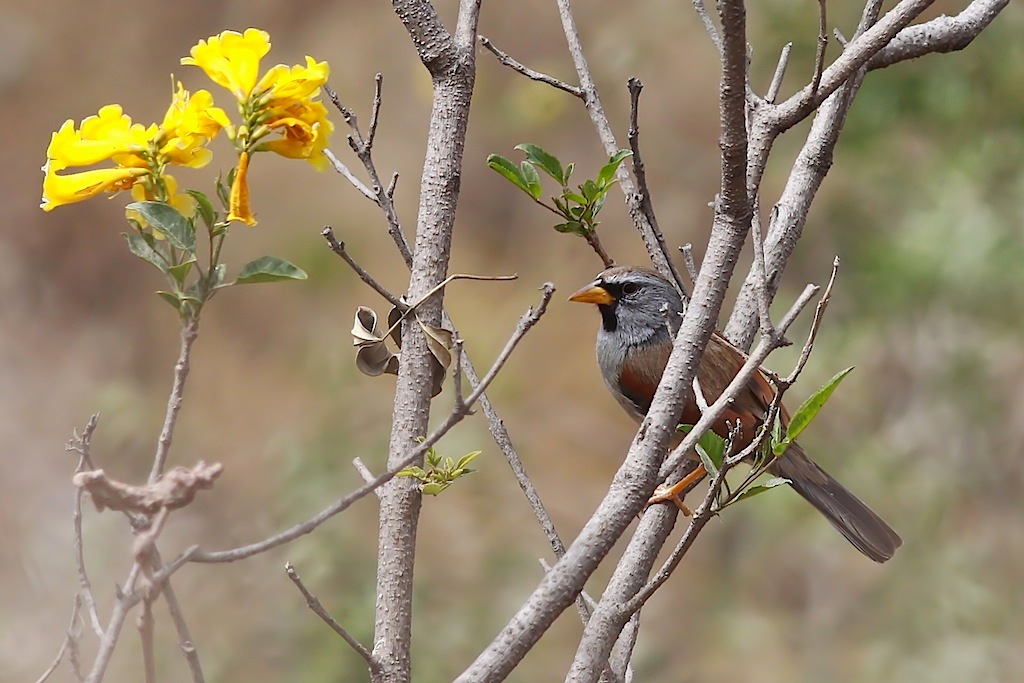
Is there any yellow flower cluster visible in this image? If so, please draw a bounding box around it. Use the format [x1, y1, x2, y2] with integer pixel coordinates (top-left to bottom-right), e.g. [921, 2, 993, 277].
[181, 28, 333, 224]
[42, 28, 333, 226]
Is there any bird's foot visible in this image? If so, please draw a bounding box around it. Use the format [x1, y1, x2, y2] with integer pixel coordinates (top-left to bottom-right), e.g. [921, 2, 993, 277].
[645, 464, 708, 516]
[647, 485, 692, 515]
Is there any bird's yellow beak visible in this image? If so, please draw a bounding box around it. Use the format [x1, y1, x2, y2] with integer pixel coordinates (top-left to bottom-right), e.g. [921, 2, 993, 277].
[568, 283, 615, 305]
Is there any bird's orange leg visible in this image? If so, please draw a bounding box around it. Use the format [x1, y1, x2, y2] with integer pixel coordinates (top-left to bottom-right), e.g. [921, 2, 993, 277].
[647, 464, 708, 515]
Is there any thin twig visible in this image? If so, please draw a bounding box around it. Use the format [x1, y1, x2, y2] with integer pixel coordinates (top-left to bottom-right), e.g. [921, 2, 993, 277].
[584, 232, 615, 269]
[367, 73, 384, 148]
[452, 338, 467, 411]
[138, 598, 156, 683]
[352, 458, 383, 498]
[479, 36, 583, 98]
[812, 0, 829, 97]
[782, 257, 839, 385]
[191, 285, 555, 563]
[67, 416, 104, 638]
[321, 227, 405, 308]
[323, 149, 376, 201]
[627, 78, 685, 294]
[323, 82, 414, 267]
[285, 562, 381, 675]
[34, 596, 82, 683]
[766, 42, 793, 103]
[84, 563, 142, 683]
[446, 313, 569, 557]
[692, 0, 724, 54]
[749, 198, 773, 337]
[678, 244, 698, 287]
[153, 548, 205, 683]
[149, 318, 199, 484]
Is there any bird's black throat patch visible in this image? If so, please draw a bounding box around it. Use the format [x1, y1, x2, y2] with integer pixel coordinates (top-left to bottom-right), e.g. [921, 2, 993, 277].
[598, 303, 618, 332]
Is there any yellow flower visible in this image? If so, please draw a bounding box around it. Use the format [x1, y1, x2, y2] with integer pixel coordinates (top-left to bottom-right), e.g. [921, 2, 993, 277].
[181, 28, 271, 101]
[258, 99, 334, 169]
[130, 174, 196, 219]
[158, 83, 230, 168]
[47, 105, 149, 168]
[255, 56, 330, 106]
[42, 162, 147, 211]
[41, 85, 227, 212]
[228, 151, 256, 225]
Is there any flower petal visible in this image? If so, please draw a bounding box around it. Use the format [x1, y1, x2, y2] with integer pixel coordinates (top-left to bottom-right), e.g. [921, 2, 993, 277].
[182, 28, 271, 101]
[227, 151, 257, 225]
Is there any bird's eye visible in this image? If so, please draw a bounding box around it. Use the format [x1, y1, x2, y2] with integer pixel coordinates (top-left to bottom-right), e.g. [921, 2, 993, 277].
[622, 282, 639, 295]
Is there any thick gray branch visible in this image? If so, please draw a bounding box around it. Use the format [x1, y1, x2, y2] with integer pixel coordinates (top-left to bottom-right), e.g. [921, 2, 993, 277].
[564, 2, 753, 678]
[725, 80, 862, 349]
[868, 0, 1010, 69]
[772, 0, 935, 131]
[374, 3, 481, 682]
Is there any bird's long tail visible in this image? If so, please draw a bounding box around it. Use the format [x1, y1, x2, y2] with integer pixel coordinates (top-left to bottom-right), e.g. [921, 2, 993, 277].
[770, 443, 902, 563]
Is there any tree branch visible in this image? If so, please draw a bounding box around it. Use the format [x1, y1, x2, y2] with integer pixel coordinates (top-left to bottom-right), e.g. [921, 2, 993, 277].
[148, 318, 199, 484]
[868, 0, 1010, 70]
[189, 285, 552, 564]
[285, 562, 381, 676]
[554, 0, 683, 291]
[479, 36, 583, 98]
[372, 4, 481, 679]
[771, 0, 935, 131]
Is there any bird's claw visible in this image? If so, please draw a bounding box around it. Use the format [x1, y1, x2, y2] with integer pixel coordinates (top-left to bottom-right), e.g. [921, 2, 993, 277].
[647, 485, 692, 516]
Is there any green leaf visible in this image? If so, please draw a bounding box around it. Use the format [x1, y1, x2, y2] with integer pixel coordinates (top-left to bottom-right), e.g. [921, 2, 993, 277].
[397, 466, 427, 480]
[186, 190, 216, 229]
[168, 258, 196, 285]
[520, 161, 542, 200]
[216, 171, 233, 209]
[123, 232, 168, 273]
[456, 451, 481, 470]
[552, 196, 570, 218]
[732, 477, 790, 505]
[553, 221, 584, 235]
[770, 414, 789, 457]
[581, 179, 600, 203]
[487, 154, 530, 195]
[564, 191, 586, 205]
[563, 162, 575, 184]
[515, 143, 564, 184]
[678, 425, 725, 476]
[235, 256, 308, 285]
[697, 430, 726, 472]
[421, 482, 448, 496]
[156, 290, 184, 313]
[597, 149, 633, 186]
[126, 201, 195, 253]
[785, 366, 855, 445]
[209, 263, 228, 289]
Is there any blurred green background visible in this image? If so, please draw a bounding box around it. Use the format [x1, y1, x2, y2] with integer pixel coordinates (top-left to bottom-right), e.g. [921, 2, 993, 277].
[3, 1, 1022, 681]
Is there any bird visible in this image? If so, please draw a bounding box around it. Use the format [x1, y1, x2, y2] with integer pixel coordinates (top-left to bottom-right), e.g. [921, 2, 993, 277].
[569, 265, 902, 563]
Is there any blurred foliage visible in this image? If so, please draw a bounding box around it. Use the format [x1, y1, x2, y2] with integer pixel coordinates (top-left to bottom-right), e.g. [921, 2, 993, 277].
[4, 2, 1023, 683]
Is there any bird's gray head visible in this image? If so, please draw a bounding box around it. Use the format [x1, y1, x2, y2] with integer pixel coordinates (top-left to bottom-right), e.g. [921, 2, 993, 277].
[568, 266, 683, 346]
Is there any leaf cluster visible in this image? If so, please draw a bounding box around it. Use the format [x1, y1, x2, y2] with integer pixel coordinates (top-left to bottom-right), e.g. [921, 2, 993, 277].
[397, 445, 480, 496]
[124, 180, 306, 319]
[684, 366, 855, 511]
[487, 144, 631, 238]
